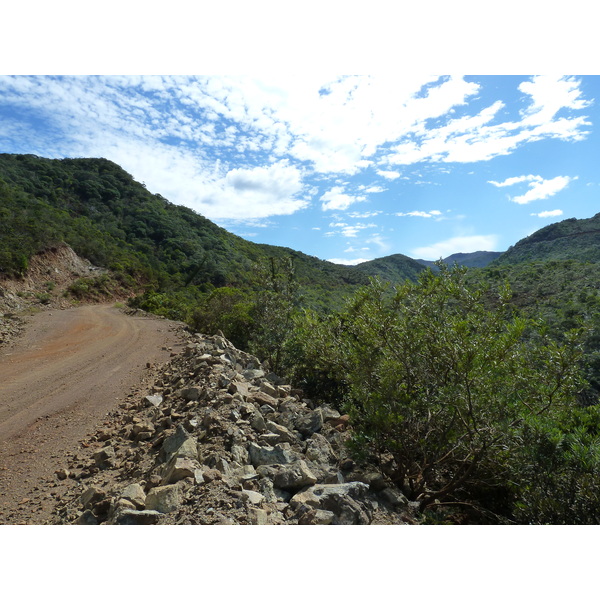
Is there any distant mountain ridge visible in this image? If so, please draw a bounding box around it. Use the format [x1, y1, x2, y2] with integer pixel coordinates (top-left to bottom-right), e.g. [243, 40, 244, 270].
[416, 251, 504, 270]
[494, 213, 600, 266]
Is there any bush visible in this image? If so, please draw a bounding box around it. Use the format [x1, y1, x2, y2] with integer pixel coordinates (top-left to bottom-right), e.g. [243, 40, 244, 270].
[289, 264, 588, 519]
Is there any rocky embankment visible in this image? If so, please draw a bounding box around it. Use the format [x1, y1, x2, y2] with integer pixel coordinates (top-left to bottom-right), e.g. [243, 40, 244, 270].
[0, 244, 109, 347]
[49, 328, 417, 525]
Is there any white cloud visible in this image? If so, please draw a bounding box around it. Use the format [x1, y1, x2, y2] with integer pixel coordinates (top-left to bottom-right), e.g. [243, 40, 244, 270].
[347, 210, 382, 218]
[366, 234, 392, 255]
[531, 209, 564, 218]
[385, 76, 590, 166]
[358, 184, 386, 193]
[488, 175, 540, 187]
[412, 235, 499, 260]
[396, 210, 442, 218]
[489, 174, 576, 205]
[377, 169, 401, 180]
[511, 176, 576, 205]
[327, 257, 371, 265]
[203, 160, 308, 219]
[518, 76, 592, 128]
[327, 222, 377, 238]
[320, 186, 366, 211]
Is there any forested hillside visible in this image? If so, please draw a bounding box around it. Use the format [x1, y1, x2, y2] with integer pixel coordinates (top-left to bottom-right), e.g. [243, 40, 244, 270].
[494, 212, 600, 266]
[5, 152, 600, 524]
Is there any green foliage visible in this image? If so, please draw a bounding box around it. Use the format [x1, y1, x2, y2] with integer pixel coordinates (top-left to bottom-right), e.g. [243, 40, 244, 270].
[512, 406, 600, 523]
[189, 287, 255, 350]
[494, 212, 600, 266]
[288, 264, 587, 520]
[0, 153, 387, 307]
[247, 257, 301, 372]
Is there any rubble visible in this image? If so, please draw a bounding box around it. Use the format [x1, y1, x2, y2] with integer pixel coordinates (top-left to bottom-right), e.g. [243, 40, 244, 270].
[48, 331, 418, 525]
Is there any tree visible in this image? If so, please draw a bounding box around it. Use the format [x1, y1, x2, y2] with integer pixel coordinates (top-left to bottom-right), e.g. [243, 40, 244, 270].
[248, 256, 300, 372]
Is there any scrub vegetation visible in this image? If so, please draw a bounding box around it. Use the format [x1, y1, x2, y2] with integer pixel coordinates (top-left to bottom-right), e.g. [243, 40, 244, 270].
[3, 153, 600, 523]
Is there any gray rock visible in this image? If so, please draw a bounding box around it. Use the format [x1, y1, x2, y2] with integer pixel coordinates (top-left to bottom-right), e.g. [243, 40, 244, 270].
[241, 490, 265, 505]
[161, 456, 202, 485]
[266, 421, 297, 444]
[231, 444, 249, 465]
[116, 509, 162, 525]
[298, 509, 335, 525]
[248, 507, 269, 525]
[80, 486, 105, 509]
[379, 487, 409, 509]
[273, 460, 318, 491]
[248, 442, 295, 467]
[180, 387, 201, 402]
[290, 482, 372, 525]
[229, 380, 250, 397]
[246, 407, 266, 432]
[259, 381, 279, 398]
[161, 425, 198, 462]
[305, 433, 336, 464]
[120, 483, 146, 509]
[93, 445, 116, 468]
[242, 369, 265, 381]
[74, 509, 98, 525]
[295, 409, 324, 437]
[144, 394, 164, 408]
[145, 484, 182, 513]
[249, 391, 279, 409]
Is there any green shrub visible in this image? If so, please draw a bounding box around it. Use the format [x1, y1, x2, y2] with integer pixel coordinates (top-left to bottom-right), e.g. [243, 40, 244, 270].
[288, 264, 588, 520]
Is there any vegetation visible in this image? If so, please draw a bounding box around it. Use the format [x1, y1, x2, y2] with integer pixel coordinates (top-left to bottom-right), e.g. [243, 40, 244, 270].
[5, 152, 600, 523]
[285, 265, 600, 523]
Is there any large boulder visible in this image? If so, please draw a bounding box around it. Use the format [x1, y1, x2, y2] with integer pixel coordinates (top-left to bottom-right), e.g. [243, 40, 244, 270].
[290, 482, 372, 525]
[145, 484, 183, 513]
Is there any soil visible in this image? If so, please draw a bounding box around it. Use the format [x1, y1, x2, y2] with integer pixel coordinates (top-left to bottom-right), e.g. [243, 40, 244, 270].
[0, 304, 186, 524]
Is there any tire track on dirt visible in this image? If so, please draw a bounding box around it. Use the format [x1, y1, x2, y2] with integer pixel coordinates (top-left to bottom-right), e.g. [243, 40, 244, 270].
[0, 304, 185, 523]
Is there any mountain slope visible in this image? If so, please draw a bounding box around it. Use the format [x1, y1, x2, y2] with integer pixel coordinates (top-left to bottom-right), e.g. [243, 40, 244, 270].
[416, 251, 504, 270]
[494, 213, 600, 266]
[0, 154, 424, 312]
[0, 154, 428, 303]
[355, 253, 427, 282]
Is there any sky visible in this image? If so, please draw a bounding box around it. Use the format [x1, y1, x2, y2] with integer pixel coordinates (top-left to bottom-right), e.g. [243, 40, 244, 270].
[2, 74, 598, 264]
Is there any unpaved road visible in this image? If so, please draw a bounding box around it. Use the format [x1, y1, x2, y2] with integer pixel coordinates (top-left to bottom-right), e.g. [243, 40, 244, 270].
[0, 304, 184, 524]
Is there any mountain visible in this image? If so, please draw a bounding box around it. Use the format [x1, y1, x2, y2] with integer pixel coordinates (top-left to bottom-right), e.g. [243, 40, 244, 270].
[354, 253, 427, 282]
[416, 251, 504, 270]
[0, 153, 425, 312]
[493, 213, 600, 266]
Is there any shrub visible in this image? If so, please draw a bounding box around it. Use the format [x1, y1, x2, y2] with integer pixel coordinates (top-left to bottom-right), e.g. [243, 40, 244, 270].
[289, 264, 587, 519]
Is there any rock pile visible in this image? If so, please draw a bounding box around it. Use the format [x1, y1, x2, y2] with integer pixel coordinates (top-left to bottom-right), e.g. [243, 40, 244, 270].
[0, 312, 25, 346]
[50, 332, 417, 525]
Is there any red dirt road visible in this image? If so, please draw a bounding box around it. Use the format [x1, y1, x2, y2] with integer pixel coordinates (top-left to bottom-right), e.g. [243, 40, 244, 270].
[0, 304, 184, 524]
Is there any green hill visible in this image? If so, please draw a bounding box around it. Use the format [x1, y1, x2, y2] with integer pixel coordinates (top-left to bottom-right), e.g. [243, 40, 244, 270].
[416, 251, 504, 270]
[355, 253, 427, 282]
[493, 213, 600, 266]
[0, 153, 427, 313]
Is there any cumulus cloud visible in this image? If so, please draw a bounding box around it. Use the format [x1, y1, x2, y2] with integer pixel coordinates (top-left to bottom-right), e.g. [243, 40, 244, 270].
[489, 174, 576, 204]
[320, 186, 366, 211]
[377, 169, 401, 180]
[531, 209, 564, 218]
[412, 235, 499, 260]
[201, 160, 309, 219]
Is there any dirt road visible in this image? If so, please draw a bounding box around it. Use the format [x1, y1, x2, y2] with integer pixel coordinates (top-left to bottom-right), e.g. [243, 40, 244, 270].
[0, 304, 184, 524]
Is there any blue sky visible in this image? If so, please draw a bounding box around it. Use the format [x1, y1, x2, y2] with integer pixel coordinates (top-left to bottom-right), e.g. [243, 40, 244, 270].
[1, 74, 598, 263]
